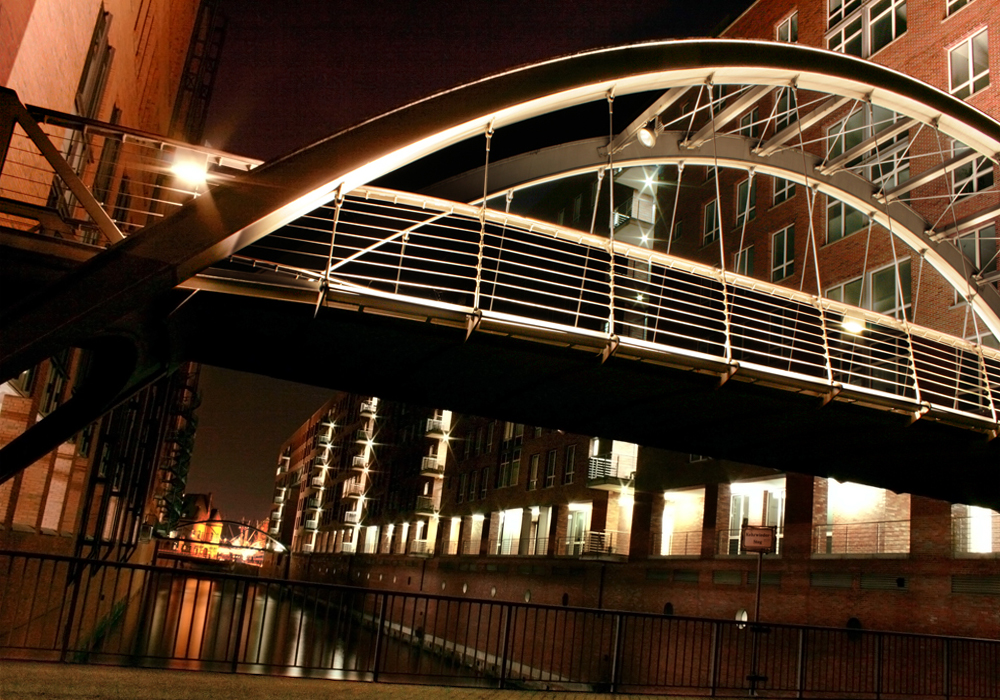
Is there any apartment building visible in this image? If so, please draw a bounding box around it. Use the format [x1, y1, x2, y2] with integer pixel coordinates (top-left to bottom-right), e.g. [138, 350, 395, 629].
[0, 0, 223, 560]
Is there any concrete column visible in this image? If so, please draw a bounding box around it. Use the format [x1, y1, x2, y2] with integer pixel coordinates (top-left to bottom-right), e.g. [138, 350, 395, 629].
[782, 472, 815, 557]
[910, 495, 951, 558]
[548, 504, 566, 556]
[628, 490, 655, 561]
[702, 483, 722, 558]
[518, 507, 533, 555]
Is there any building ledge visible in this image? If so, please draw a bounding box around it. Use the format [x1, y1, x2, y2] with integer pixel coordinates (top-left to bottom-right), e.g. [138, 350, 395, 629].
[811, 553, 910, 560]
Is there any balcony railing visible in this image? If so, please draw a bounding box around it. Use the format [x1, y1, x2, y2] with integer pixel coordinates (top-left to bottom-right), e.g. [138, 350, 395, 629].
[360, 401, 377, 418]
[587, 455, 636, 483]
[409, 539, 432, 555]
[305, 498, 321, 510]
[812, 520, 911, 555]
[354, 428, 371, 444]
[415, 496, 435, 514]
[343, 510, 360, 524]
[343, 482, 364, 498]
[310, 476, 324, 488]
[443, 539, 460, 555]
[420, 456, 443, 474]
[352, 454, 367, 469]
[300, 543, 314, 553]
[273, 494, 285, 505]
[563, 530, 630, 557]
[304, 519, 319, 531]
[660, 529, 703, 556]
[425, 418, 444, 435]
[340, 541, 356, 554]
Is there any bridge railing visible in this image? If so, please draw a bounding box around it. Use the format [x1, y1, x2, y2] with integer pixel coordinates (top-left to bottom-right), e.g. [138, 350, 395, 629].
[248, 185, 999, 432]
[0, 550, 997, 697]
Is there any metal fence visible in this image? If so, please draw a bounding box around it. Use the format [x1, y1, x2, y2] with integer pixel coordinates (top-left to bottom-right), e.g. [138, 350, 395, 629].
[1, 550, 996, 697]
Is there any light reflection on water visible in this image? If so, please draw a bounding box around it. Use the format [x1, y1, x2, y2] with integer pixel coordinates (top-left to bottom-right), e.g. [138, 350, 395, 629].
[140, 574, 475, 683]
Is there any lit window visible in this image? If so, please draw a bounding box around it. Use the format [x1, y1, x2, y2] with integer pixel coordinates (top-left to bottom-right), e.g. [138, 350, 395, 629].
[774, 178, 795, 205]
[564, 445, 576, 484]
[950, 30, 989, 99]
[953, 151, 994, 200]
[736, 178, 756, 228]
[457, 474, 466, 503]
[528, 453, 540, 491]
[703, 200, 720, 245]
[771, 225, 795, 281]
[545, 450, 557, 488]
[734, 245, 754, 276]
[777, 12, 798, 42]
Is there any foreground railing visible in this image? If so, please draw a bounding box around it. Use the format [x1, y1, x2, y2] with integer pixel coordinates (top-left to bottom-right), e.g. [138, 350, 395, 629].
[224, 185, 1000, 434]
[1, 550, 996, 697]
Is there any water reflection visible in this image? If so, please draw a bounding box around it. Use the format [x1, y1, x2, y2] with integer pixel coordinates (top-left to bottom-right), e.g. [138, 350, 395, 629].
[139, 574, 473, 682]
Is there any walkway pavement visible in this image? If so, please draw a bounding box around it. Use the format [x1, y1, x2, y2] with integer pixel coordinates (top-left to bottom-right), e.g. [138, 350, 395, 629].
[0, 661, 705, 700]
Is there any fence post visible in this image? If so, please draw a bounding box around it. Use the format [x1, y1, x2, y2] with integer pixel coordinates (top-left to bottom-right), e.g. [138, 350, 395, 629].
[59, 560, 84, 663]
[371, 594, 388, 683]
[609, 613, 623, 693]
[229, 579, 251, 673]
[708, 621, 720, 696]
[944, 637, 951, 700]
[875, 632, 883, 700]
[498, 604, 513, 689]
[796, 627, 806, 698]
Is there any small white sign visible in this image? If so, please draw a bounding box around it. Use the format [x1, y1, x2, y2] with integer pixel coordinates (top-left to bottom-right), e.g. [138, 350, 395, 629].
[742, 526, 776, 553]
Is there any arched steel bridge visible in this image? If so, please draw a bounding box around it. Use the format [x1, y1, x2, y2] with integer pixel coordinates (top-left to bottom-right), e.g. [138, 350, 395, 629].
[1, 41, 998, 506]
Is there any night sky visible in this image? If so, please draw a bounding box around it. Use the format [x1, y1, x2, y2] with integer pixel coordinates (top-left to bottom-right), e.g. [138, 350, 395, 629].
[187, 0, 754, 522]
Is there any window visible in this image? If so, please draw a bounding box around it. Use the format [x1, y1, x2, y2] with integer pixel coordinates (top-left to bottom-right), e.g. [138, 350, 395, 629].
[827, 0, 906, 57]
[869, 0, 906, 54]
[564, 445, 576, 485]
[533, 425, 542, 438]
[953, 152, 994, 199]
[469, 472, 478, 501]
[827, 200, 868, 244]
[828, 105, 908, 192]
[463, 433, 472, 460]
[870, 259, 911, 319]
[573, 193, 583, 221]
[486, 422, 494, 452]
[735, 178, 756, 228]
[528, 454, 540, 490]
[734, 245, 755, 276]
[40, 350, 70, 415]
[703, 200, 720, 245]
[947, 0, 971, 15]
[826, 276, 863, 306]
[950, 30, 989, 99]
[710, 84, 725, 115]
[545, 450, 557, 487]
[774, 178, 795, 205]
[672, 220, 682, 241]
[776, 87, 797, 131]
[958, 225, 998, 276]
[481, 469, 489, 499]
[475, 426, 483, 455]
[457, 474, 467, 503]
[777, 12, 798, 42]
[739, 108, 759, 139]
[511, 449, 521, 486]
[772, 225, 795, 281]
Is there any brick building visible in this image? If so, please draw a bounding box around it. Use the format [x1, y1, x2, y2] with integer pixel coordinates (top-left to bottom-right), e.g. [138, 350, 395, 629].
[0, 0, 224, 560]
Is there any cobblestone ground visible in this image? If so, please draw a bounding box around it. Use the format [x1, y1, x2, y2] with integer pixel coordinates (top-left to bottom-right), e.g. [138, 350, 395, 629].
[0, 661, 705, 700]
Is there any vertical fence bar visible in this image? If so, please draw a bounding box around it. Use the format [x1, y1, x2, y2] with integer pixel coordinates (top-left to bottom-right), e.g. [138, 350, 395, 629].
[609, 612, 624, 693]
[229, 578, 250, 673]
[796, 627, 806, 698]
[371, 594, 387, 683]
[875, 632, 883, 700]
[58, 561, 83, 663]
[498, 603, 512, 689]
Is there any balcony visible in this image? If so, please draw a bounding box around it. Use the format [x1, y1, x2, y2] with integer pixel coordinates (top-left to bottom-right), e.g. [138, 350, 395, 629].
[268, 525, 280, 536]
[344, 482, 364, 498]
[425, 418, 444, 436]
[360, 401, 377, 418]
[305, 497, 321, 510]
[352, 454, 368, 470]
[317, 431, 334, 448]
[341, 541, 357, 554]
[273, 493, 285, 505]
[301, 543, 314, 553]
[355, 428, 371, 444]
[311, 476, 325, 488]
[409, 539, 432, 557]
[587, 455, 636, 490]
[420, 456, 444, 475]
[304, 519, 319, 531]
[343, 510, 360, 524]
[563, 530, 629, 558]
[660, 529, 703, 556]
[415, 495, 435, 515]
[813, 521, 910, 556]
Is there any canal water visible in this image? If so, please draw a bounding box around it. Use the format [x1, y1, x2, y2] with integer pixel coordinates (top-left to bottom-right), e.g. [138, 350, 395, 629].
[132, 574, 484, 684]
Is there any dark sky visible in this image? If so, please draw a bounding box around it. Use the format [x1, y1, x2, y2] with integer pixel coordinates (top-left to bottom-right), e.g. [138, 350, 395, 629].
[188, 0, 754, 521]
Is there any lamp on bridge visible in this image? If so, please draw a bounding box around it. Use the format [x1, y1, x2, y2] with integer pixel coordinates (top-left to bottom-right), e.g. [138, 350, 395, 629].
[637, 123, 657, 148]
[170, 147, 209, 187]
[841, 310, 866, 334]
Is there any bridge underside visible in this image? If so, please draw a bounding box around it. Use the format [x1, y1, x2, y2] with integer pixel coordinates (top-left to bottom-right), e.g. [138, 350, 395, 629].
[170, 289, 999, 508]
